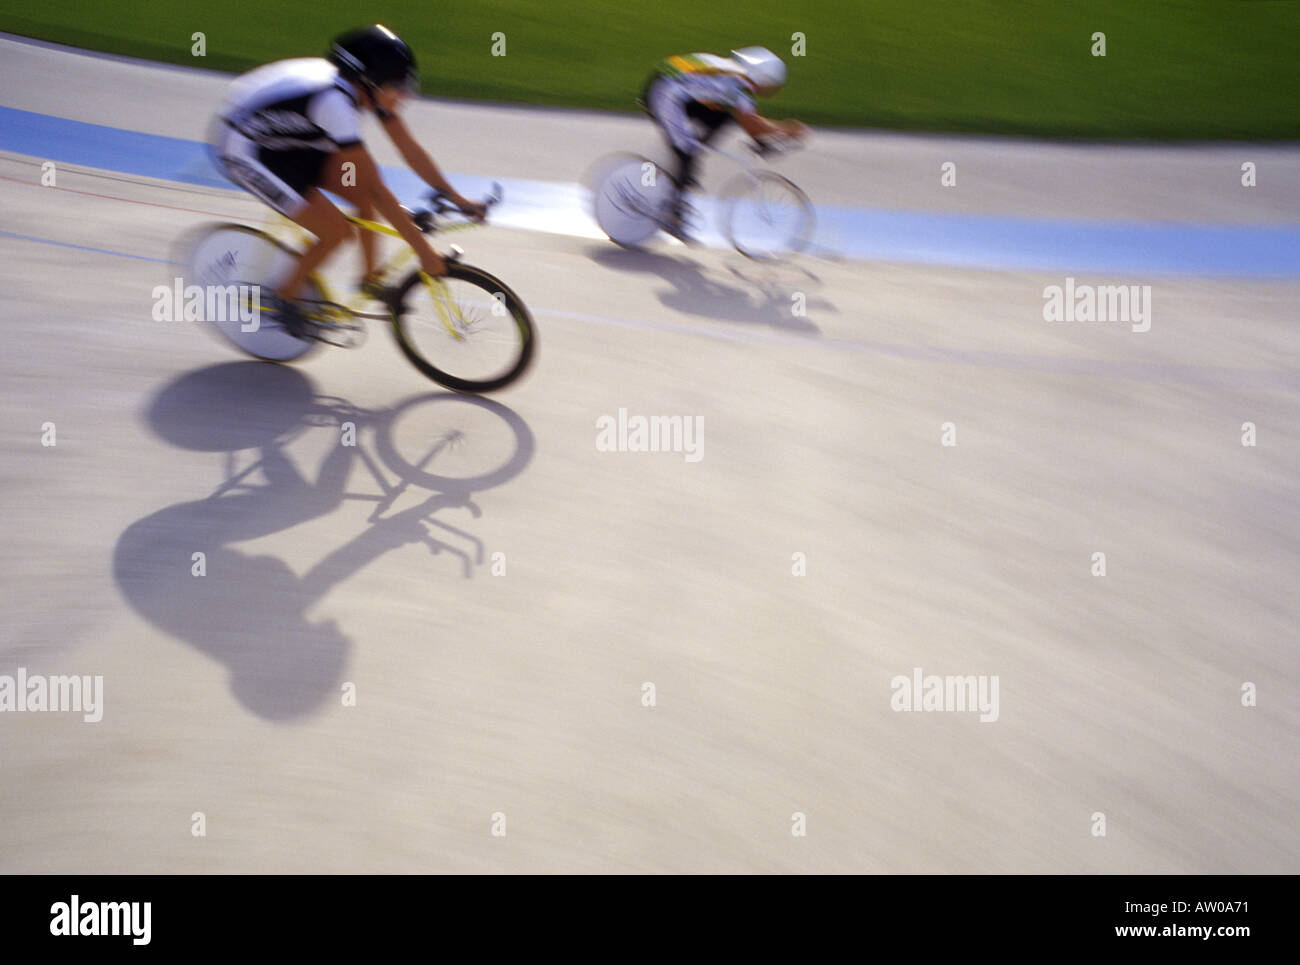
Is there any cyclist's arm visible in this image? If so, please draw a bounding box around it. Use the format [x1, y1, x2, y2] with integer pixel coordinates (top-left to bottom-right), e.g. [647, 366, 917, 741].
[333, 144, 446, 275]
[734, 109, 806, 141]
[380, 113, 476, 210]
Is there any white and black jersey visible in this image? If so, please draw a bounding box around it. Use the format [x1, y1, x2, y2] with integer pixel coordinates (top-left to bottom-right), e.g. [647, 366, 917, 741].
[209, 58, 366, 216]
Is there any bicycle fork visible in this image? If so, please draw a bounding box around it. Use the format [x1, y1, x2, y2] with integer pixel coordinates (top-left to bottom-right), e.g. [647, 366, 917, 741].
[419, 246, 468, 340]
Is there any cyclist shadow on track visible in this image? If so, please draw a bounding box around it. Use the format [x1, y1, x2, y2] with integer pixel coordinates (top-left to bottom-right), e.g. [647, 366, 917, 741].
[112, 361, 534, 722]
[586, 245, 833, 334]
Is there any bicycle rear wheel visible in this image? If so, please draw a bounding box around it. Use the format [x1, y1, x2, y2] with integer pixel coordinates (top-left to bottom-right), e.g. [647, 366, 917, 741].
[181, 223, 319, 362]
[391, 263, 535, 393]
[719, 171, 815, 261]
[592, 155, 674, 248]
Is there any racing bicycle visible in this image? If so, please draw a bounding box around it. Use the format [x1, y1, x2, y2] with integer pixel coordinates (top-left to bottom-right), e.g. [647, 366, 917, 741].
[591, 138, 814, 261]
[181, 185, 535, 393]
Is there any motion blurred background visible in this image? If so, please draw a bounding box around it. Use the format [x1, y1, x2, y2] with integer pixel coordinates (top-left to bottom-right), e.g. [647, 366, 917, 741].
[4, 0, 1299, 137]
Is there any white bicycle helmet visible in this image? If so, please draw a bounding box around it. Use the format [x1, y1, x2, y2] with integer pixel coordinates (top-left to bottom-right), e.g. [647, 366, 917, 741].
[731, 46, 786, 90]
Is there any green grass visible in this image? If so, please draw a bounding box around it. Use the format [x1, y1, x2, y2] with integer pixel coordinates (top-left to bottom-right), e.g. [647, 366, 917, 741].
[4, 0, 1299, 137]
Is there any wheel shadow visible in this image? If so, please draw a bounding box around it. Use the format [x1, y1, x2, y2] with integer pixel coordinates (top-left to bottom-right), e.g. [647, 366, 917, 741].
[586, 245, 835, 333]
[112, 361, 534, 721]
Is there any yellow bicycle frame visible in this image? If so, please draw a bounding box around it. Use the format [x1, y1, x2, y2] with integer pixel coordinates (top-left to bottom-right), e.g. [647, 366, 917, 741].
[270, 211, 481, 340]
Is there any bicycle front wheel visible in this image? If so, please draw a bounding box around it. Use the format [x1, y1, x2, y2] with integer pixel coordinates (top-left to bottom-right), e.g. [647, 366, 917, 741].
[391, 263, 536, 393]
[719, 171, 815, 261]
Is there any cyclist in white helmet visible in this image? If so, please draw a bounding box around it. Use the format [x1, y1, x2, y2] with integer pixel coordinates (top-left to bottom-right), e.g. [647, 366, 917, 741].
[638, 46, 808, 241]
[208, 25, 486, 336]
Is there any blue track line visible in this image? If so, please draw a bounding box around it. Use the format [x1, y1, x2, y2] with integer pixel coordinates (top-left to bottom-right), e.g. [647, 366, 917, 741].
[0, 228, 179, 265]
[3, 104, 1299, 278]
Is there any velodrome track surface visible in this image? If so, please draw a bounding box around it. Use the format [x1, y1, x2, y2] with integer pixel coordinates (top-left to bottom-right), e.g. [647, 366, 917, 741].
[1, 35, 1298, 873]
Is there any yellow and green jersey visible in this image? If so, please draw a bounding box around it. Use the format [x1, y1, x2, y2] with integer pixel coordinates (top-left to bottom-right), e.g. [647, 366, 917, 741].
[639, 52, 756, 115]
[653, 52, 740, 81]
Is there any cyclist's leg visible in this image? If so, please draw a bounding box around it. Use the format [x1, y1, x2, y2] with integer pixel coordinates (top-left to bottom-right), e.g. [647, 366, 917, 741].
[254, 148, 354, 302]
[669, 145, 698, 197]
[216, 134, 310, 224]
[216, 136, 350, 302]
[693, 104, 733, 150]
[321, 157, 379, 285]
[646, 78, 701, 193]
[274, 188, 352, 301]
[646, 82, 709, 241]
[681, 100, 731, 185]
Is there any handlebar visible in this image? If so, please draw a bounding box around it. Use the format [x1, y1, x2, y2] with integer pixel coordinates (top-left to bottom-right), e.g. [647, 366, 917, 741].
[426, 182, 503, 215]
[410, 182, 503, 232]
[750, 134, 805, 159]
[705, 135, 804, 170]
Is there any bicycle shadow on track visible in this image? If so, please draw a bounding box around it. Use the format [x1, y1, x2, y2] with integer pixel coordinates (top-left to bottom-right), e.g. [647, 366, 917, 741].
[586, 245, 833, 333]
[112, 361, 534, 721]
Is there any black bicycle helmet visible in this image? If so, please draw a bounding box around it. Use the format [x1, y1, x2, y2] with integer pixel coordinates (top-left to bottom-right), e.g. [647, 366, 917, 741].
[328, 25, 418, 94]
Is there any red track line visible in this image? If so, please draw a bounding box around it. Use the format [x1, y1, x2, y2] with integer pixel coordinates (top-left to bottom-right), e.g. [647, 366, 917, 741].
[0, 173, 269, 222]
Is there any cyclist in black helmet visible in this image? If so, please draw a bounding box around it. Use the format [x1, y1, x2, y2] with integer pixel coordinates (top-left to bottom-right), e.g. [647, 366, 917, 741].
[209, 25, 485, 335]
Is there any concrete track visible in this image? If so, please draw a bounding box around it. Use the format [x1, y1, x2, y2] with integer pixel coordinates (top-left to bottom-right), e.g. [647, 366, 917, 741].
[1, 36, 1297, 873]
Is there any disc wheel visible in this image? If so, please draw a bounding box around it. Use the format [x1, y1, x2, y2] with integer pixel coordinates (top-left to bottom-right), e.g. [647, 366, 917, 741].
[592, 156, 675, 248]
[179, 223, 320, 362]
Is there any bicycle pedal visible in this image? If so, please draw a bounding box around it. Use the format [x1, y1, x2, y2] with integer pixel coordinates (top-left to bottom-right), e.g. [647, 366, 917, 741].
[446, 244, 465, 263]
[305, 318, 365, 348]
[359, 278, 388, 301]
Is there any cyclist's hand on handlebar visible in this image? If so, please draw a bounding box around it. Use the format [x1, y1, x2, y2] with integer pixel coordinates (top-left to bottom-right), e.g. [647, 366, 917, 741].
[417, 243, 447, 278]
[455, 198, 488, 222]
[753, 122, 809, 157]
[781, 119, 810, 140]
